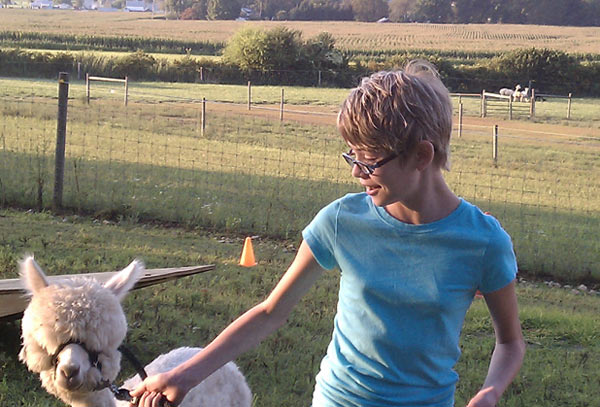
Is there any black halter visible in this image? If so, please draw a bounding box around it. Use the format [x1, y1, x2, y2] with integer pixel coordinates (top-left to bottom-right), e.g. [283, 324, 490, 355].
[51, 340, 102, 372]
[51, 340, 173, 406]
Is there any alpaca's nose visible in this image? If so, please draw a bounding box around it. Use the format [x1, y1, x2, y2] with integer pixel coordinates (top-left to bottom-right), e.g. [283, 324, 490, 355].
[60, 364, 80, 380]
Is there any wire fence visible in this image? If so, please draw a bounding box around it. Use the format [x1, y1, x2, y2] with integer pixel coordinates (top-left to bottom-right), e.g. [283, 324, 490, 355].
[1, 77, 599, 284]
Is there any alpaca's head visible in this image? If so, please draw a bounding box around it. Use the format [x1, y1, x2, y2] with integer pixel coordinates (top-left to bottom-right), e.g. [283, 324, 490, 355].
[19, 256, 143, 406]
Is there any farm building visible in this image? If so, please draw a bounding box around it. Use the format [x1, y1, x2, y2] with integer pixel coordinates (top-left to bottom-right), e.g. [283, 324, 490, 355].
[30, 0, 52, 8]
[125, 0, 151, 11]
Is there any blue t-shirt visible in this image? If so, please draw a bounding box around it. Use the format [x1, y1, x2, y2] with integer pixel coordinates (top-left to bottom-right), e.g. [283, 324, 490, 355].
[302, 193, 517, 407]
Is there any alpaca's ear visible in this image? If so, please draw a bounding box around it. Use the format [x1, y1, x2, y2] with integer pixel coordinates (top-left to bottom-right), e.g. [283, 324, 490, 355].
[104, 259, 144, 301]
[19, 256, 49, 295]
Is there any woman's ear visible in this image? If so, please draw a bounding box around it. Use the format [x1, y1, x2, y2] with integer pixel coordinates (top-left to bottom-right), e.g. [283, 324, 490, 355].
[415, 141, 436, 171]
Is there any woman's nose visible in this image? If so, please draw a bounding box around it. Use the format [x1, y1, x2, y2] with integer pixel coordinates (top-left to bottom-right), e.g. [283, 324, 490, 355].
[351, 163, 369, 179]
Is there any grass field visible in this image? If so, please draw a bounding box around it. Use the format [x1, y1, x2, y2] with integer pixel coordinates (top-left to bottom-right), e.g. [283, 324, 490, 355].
[0, 208, 599, 407]
[1, 16, 599, 406]
[2, 9, 600, 55]
[1, 77, 599, 283]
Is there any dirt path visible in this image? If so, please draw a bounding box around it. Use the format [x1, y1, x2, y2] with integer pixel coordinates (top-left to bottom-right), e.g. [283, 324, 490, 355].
[202, 101, 598, 144]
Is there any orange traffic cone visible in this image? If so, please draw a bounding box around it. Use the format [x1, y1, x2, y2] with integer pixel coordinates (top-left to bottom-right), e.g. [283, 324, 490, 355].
[239, 237, 257, 267]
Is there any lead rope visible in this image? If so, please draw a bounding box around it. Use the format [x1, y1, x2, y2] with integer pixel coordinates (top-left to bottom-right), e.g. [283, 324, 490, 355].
[107, 344, 174, 407]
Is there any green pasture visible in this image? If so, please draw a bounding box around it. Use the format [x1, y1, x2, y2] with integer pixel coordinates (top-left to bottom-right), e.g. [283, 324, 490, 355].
[0, 208, 599, 406]
[2, 77, 599, 126]
[1, 77, 599, 283]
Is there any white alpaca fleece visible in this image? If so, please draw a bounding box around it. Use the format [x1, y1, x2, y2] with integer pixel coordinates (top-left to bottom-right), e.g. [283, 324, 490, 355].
[19, 257, 141, 406]
[20, 257, 252, 407]
[119, 347, 252, 407]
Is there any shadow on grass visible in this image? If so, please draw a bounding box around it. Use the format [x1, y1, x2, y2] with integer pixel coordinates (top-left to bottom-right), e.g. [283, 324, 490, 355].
[1, 150, 598, 285]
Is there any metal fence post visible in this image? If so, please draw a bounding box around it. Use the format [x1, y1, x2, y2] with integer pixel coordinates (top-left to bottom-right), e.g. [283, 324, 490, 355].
[492, 124, 498, 164]
[124, 76, 129, 106]
[247, 81, 252, 111]
[53, 72, 69, 210]
[86, 73, 90, 104]
[201, 97, 206, 136]
[280, 88, 284, 121]
[458, 102, 463, 138]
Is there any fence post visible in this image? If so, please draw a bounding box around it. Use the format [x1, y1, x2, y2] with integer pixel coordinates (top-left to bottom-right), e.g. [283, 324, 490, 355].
[567, 92, 572, 119]
[199, 66, 204, 82]
[280, 88, 284, 121]
[318, 70, 322, 87]
[492, 124, 498, 164]
[481, 90, 486, 118]
[53, 72, 69, 211]
[124, 76, 129, 106]
[508, 97, 513, 120]
[247, 81, 252, 111]
[86, 73, 90, 104]
[458, 102, 463, 138]
[201, 97, 206, 136]
[530, 88, 536, 118]
[77, 62, 81, 80]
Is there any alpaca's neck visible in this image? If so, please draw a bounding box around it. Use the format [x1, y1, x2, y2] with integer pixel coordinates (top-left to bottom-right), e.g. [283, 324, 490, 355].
[67, 388, 116, 407]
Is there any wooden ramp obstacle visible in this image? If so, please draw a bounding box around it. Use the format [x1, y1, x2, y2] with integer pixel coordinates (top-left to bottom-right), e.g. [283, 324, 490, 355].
[0, 264, 214, 321]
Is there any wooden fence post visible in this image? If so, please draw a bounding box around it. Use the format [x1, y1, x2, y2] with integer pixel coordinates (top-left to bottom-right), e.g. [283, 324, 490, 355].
[492, 124, 498, 164]
[530, 88, 536, 118]
[247, 81, 252, 111]
[199, 66, 204, 82]
[567, 92, 572, 119]
[280, 88, 284, 121]
[481, 90, 486, 118]
[53, 72, 69, 211]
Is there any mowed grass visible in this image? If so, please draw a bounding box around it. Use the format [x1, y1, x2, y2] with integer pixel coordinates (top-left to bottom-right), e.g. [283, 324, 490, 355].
[0, 208, 599, 407]
[1, 77, 599, 282]
[2, 9, 600, 54]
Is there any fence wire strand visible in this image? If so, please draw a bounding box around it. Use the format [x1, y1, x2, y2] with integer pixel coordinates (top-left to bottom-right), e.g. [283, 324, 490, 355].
[1, 87, 598, 283]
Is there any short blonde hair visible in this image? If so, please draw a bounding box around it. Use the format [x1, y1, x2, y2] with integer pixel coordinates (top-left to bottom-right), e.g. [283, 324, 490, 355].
[337, 60, 453, 170]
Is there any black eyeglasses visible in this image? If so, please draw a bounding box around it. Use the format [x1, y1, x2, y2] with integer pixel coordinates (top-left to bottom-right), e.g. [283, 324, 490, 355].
[341, 149, 398, 175]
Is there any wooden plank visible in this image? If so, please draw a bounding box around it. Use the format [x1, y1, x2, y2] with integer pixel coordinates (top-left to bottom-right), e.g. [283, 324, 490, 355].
[88, 76, 127, 83]
[0, 265, 214, 321]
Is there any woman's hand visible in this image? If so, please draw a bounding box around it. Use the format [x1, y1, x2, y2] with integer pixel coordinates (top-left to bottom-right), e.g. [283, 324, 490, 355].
[466, 386, 498, 407]
[130, 371, 187, 407]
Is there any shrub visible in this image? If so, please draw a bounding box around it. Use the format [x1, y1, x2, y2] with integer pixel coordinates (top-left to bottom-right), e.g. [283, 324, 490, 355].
[113, 51, 157, 80]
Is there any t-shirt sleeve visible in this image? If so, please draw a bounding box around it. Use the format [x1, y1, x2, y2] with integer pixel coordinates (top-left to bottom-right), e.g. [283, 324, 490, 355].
[302, 200, 340, 270]
[479, 224, 518, 294]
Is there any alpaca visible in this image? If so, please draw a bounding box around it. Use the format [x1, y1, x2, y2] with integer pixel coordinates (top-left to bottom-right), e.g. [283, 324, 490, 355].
[499, 84, 521, 98]
[19, 256, 252, 407]
[516, 87, 530, 102]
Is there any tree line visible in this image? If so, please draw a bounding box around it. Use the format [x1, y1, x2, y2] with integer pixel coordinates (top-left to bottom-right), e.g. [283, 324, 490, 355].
[168, 0, 600, 25]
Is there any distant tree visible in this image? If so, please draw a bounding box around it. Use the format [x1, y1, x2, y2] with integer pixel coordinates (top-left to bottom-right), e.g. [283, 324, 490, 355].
[181, 0, 207, 18]
[412, 0, 451, 22]
[223, 26, 346, 74]
[351, 0, 388, 21]
[304, 32, 345, 69]
[288, 0, 353, 20]
[388, 0, 417, 21]
[165, 0, 187, 16]
[207, 0, 239, 19]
